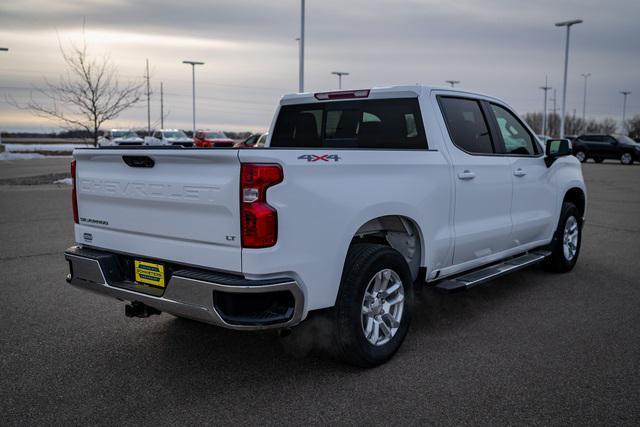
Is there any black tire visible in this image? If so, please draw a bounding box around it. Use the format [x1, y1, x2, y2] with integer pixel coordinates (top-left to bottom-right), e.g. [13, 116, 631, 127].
[574, 150, 587, 163]
[620, 152, 634, 165]
[546, 202, 582, 273]
[594, 158, 604, 163]
[333, 244, 413, 368]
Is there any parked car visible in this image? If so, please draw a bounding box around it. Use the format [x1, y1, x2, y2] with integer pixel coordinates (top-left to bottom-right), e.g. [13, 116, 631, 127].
[194, 130, 235, 148]
[65, 85, 585, 367]
[235, 132, 268, 148]
[144, 129, 193, 147]
[98, 129, 143, 147]
[572, 134, 640, 164]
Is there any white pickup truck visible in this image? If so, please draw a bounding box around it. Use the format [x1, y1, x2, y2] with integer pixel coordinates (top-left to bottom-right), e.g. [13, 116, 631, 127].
[143, 129, 193, 147]
[97, 129, 144, 147]
[65, 85, 586, 367]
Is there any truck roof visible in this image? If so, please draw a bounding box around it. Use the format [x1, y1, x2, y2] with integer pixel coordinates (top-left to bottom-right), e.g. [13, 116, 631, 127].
[280, 84, 504, 106]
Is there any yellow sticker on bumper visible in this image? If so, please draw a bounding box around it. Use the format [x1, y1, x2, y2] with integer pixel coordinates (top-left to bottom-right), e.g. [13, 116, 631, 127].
[134, 260, 165, 288]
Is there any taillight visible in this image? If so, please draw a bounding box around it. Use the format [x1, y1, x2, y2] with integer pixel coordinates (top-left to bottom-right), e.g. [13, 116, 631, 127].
[71, 159, 79, 224]
[240, 163, 283, 248]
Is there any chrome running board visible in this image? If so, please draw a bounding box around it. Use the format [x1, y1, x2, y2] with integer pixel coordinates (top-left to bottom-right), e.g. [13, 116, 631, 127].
[434, 251, 551, 294]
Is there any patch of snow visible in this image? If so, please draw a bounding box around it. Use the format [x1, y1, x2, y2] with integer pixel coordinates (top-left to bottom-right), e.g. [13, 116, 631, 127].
[0, 152, 46, 160]
[4, 143, 94, 152]
[53, 178, 73, 186]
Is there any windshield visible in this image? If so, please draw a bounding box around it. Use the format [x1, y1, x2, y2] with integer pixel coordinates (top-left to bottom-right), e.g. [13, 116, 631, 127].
[205, 132, 227, 139]
[163, 131, 188, 139]
[615, 135, 637, 144]
[112, 131, 139, 139]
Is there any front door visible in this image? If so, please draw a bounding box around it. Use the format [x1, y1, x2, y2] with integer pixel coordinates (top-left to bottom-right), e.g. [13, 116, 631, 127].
[489, 103, 557, 246]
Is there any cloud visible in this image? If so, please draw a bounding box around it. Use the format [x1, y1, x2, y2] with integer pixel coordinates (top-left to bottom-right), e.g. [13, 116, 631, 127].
[1, 0, 638, 132]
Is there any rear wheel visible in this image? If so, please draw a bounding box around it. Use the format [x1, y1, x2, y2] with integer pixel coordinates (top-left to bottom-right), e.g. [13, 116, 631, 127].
[333, 244, 412, 368]
[620, 152, 634, 165]
[546, 202, 582, 273]
[574, 150, 587, 163]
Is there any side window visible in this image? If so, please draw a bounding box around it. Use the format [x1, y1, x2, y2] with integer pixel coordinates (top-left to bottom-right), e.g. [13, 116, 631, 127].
[245, 135, 258, 146]
[490, 104, 539, 155]
[604, 136, 617, 144]
[439, 97, 494, 154]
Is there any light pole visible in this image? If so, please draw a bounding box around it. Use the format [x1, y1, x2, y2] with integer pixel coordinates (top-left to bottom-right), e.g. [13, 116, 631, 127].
[0, 48, 7, 147]
[446, 80, 460, 88]
[580, 73, 591, 132]
[331, 71, 349, 89]
[621, 91, 631, 133]
[145, 59, 151, 134]
[539, 76, 552, 137]
[182, 60, 204, 137]
[555, 19, 583, 138]
[299, 0, 305, 93]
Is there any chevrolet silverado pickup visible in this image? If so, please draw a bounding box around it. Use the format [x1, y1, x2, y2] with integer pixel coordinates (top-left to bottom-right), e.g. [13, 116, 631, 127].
[64, 85, 586, 367]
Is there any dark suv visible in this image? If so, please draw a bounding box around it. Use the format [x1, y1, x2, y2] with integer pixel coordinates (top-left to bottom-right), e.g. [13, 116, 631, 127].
[573, 134, 640, 165]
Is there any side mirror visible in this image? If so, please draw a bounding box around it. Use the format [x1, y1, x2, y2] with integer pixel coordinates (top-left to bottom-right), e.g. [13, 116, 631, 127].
[545, 139, 572, 167]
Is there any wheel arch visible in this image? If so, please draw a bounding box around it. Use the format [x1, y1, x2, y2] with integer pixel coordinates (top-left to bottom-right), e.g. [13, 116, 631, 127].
[563, 187, 586, 219]
[349, 215, 425, 282]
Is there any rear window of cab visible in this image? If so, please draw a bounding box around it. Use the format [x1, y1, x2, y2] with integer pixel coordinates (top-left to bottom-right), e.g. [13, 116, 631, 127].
[271, 98, 428, 149]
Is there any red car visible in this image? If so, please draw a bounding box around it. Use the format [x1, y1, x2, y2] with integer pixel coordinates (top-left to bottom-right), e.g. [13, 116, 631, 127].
[194, 130, 235, 148]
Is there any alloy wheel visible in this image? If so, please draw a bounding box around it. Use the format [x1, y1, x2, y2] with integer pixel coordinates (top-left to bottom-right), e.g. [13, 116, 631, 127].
[361, 269, 405, 346]
[563, 216, 579, 261]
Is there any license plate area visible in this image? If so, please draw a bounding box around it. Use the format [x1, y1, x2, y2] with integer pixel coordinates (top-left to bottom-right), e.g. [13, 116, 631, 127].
[134, 260, 166, 288]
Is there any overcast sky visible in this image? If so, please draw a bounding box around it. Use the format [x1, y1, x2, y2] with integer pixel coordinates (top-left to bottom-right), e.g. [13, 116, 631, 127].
[1, 0, 638, 133]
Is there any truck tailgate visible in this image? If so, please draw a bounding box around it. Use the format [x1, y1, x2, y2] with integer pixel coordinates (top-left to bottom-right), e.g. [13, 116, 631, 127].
[73, 149, 242, 272]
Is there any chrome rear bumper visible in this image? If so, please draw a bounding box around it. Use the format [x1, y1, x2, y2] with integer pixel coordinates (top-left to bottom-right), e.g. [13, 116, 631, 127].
[64, 246, 304, 330]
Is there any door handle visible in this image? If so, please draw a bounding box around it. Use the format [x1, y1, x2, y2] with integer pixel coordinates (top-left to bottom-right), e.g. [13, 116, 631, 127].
[457, 170, 476, 180]
[513, 168, 527, 177]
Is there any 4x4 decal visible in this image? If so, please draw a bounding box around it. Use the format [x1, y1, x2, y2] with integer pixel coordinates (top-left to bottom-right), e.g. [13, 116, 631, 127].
[297, 154, 341, 162]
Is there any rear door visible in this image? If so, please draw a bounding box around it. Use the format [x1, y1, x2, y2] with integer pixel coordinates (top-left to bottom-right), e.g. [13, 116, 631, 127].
[74, 149, 242, 271]
[586, 135, 608, 158]
[437, 96, 514, 265]
[488, 103, 557, 246]
[602, 135, 620, 159]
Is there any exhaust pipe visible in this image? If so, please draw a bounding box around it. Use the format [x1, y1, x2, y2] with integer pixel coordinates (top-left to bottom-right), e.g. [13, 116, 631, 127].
[125, 301, 161, 318]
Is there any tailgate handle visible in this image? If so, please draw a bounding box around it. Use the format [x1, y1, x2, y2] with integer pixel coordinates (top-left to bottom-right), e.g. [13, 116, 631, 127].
[123, 156, 155, 168]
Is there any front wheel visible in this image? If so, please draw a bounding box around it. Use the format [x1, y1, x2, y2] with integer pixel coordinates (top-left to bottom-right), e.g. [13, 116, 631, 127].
[333, 244, 412, 368]
[546, 202, 582, 273]
[574, 150, 587, 163]
[620, 152, 634, 165]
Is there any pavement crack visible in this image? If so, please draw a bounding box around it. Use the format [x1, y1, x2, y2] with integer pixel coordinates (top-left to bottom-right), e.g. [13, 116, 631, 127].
[0, 251, 62, 262]
[587, 222, 640, 234]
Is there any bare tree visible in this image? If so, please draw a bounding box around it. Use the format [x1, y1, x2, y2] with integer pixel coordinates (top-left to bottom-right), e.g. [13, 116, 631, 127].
[624, 115, 640, 139]
[524, 112, 625, 137]
[12, 32, 143, 145]
[599, 118, 618, 134]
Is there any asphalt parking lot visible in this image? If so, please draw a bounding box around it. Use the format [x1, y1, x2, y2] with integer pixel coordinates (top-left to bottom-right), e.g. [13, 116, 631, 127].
[1, 159, 639, 425]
